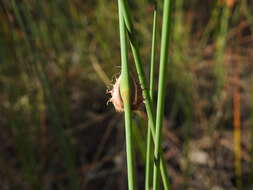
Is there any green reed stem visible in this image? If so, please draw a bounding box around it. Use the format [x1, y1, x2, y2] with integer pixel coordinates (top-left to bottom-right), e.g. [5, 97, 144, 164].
[118, 1, 136, 190]
[153, 0, 172, 189]
[215, 3, 230, 91]
[145, 6, 157, 190]
[119, 0, 171, 189]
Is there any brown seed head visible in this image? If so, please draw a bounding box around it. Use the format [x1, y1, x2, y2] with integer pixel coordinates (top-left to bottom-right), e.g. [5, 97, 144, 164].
[107, 75, 143, 112]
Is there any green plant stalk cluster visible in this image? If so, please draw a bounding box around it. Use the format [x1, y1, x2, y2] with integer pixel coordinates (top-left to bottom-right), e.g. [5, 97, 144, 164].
[153, 0, 172, 189]
[119, 2, 171, 190]
[117, 0, 172, 189]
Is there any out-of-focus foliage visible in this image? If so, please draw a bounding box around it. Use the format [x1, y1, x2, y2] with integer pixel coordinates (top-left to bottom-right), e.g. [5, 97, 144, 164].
[1, 0, 253, 189]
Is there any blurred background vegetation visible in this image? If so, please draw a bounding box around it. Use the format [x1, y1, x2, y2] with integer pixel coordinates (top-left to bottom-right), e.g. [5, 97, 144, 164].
[1, 0, 253, 189]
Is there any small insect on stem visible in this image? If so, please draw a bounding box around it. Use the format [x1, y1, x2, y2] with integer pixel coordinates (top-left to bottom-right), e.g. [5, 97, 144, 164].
[108, 74, 143, 112]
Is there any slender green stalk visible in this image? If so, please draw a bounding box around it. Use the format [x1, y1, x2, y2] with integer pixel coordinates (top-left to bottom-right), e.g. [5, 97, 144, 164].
[119, 0, 155, 134]
[214, 3, 230, 91]
[233, 83, 242, 190]
[118, 1, 136, 190]
[199, 2, 220, 48]
[119, 1, 171, 189]
[145, 6, 157, 190]
[153, 0, 172, 189]
[174, 0, 183, 46]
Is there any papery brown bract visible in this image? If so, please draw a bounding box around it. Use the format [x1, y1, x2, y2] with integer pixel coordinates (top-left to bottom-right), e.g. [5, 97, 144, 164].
[108, 75, 143, 112]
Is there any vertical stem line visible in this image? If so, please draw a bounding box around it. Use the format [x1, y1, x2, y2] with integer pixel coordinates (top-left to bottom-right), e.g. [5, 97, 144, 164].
[118, 1, 136, 190]
[153, 0, 172, 189]
[145, 6, 157, 190]
[233, 26, 242, 190]
[215, 3, 230, 91]
[119, 0, 171, 189]
[233, 82, 242, 190]
[119, 0, 155, 135]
